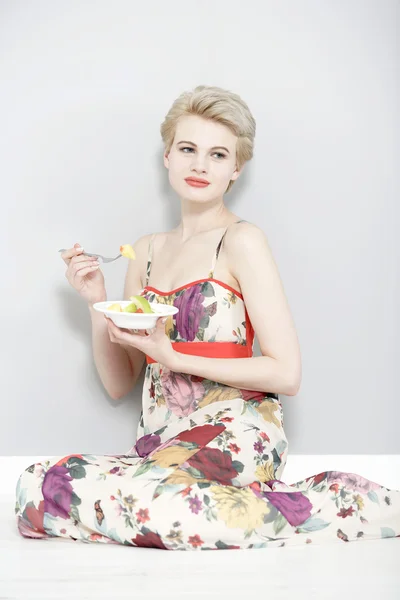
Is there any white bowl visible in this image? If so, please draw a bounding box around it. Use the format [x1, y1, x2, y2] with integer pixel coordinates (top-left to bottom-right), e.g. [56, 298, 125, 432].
[93, 301, 179, 330]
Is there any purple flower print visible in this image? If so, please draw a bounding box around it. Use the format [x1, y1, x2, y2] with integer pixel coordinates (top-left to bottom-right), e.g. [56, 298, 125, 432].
[263, 491, 313, 527]
[254, 441, 265, 454]
[161, 370, 205, 417]
[173, 285, 206, 341]
[135, 433, 161, 458]
[188, 495, 203, 514]
[328, 472, 381, 494]
[42, 466, 74, 519]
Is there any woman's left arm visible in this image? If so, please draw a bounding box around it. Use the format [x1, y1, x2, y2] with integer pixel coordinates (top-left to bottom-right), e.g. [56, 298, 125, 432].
[174, 223, 302, 396]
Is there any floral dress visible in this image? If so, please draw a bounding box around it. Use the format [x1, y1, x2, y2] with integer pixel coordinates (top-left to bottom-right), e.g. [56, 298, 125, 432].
[15, 223, 400, 549]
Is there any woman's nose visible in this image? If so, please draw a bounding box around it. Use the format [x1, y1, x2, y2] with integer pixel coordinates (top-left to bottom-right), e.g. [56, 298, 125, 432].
[190, 154, 208, 173]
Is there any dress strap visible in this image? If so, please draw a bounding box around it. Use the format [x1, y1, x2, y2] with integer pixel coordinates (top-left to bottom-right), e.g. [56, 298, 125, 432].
[209, 219, 247, 279]
[145, 233, 156, 287]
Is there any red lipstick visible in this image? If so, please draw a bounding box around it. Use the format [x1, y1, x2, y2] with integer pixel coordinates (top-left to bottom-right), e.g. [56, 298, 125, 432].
[185, 177, 210, 188]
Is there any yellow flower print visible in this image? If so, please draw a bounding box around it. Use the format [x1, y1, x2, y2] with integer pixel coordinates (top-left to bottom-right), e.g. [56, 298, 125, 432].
[163, 469, 198, 487]
[151, 445, 198, 469]
[256, 400, 282, 429]
[166, 529, 183, 544]
[255, 462, 275, 483]
[210, 485, 269, 532]
[198, 386, 241, 408]
[353, 494, 364, 511]
[225, 291, 237, 307]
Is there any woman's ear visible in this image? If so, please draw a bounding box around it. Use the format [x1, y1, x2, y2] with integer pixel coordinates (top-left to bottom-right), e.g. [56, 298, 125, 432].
[163, 151, 170, 169]
[230, 165, 242, 182]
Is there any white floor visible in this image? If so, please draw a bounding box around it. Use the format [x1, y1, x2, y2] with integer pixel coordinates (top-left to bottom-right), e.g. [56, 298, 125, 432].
[1, 455, 400, 600]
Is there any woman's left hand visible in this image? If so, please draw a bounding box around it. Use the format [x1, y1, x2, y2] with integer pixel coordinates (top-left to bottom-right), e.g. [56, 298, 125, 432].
[105, 316, 179, 370]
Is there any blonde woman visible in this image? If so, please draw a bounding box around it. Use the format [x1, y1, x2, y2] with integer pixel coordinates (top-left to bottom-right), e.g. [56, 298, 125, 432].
[16, 86, 400, 549]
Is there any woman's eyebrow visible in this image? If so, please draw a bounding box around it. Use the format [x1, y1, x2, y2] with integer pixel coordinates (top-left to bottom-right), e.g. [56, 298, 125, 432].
[177, 140, 230, 154]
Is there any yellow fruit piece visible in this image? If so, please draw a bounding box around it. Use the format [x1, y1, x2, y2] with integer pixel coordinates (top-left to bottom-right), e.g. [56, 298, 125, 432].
[108, 303, 122, 312]
[120, 244, 136, 260]
[128, 295, 153, 313]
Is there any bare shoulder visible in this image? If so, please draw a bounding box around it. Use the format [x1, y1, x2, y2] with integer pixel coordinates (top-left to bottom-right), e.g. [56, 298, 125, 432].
[224, 221, 273, 267]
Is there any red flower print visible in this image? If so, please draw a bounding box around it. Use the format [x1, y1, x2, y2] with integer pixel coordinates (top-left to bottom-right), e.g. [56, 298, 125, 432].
[176, 424, 225, 446]
[329, 483, 340, 494]
[229, 443, 241, 454]
[136, 508, 150, 524]
[188, 534, 204, 548]
[220, 417, 234, 423]
[25, 500, 45, 534]
[187, 447, 238, 485]
[260, 432, 270, 442]
[337, 507, 355, 519]
[132, 531, 168, 549]
[54, 454, 84, 467]
[181, 486, 192, 497]
[313, 472, 327, 485]
[240, 389, 266, 403]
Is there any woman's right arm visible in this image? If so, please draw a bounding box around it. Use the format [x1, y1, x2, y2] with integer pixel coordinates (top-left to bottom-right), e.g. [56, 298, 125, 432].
[62, 236, 151, 401]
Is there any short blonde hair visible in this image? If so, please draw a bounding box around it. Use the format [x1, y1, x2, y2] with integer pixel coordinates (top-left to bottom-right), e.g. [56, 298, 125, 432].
[160, 85, 256, 192]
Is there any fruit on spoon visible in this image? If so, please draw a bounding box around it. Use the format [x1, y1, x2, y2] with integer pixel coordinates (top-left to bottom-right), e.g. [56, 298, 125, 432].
[120, 244, 136, 260]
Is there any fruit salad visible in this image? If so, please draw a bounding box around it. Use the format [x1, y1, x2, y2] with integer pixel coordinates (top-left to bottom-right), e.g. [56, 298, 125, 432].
[108, 296, 154, 314]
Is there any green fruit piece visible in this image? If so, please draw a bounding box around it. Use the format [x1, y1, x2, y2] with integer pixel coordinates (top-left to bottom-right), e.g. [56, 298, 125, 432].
[123, 302, 137, 313]
[128, 295, 153, 313]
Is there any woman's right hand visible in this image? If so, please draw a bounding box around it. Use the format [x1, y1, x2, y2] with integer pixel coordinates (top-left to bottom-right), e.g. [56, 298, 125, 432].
[61, 243, 107, 305]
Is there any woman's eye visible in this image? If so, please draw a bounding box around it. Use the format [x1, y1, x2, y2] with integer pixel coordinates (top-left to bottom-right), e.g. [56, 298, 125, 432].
[180, 147, 226, 159]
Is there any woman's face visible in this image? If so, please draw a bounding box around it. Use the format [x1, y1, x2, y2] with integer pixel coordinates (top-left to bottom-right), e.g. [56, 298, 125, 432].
[164, 115, 240, 202]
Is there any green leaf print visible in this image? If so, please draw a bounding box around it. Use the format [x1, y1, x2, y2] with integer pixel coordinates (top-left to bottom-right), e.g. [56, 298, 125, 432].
[71, 492, 81, 506]
[273, 513, 288, 535]
[131, 460, 156, 478]
[152, 483, 181, 499]
[381, 527, 396, 538]
[69, 465, 86, 480]
[231, 460, 244, 473]
[199, 315, 210, 329]
[67, 457, 90, 468]
[296, 518, 330, 533]
[197, 482, 211, 490]
[201, 282, 215, 297]
[197, 328, 205, 342]
[186, 466, 204, 479]
[69, 504, 81, 523]
[215, 540, 235, 549]
[203, 494, 210, 505]
[367, 490, 380, 504]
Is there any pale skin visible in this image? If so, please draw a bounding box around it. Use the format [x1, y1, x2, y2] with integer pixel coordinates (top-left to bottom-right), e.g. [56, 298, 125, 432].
[61, 115, 302, 400]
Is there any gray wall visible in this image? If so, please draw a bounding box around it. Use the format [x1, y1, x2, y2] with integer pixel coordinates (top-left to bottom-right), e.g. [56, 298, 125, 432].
[1, 0, 398, 455]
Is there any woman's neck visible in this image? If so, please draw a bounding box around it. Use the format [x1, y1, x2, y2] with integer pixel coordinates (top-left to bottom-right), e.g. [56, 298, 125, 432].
[177, 201, 234, 241]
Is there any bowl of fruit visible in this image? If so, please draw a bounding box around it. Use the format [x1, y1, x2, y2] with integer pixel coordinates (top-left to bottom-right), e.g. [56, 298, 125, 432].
[93, 295, 179, 330]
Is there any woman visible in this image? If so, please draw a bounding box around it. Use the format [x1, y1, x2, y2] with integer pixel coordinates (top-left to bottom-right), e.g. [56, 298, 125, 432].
[16, 85, 400, 549]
